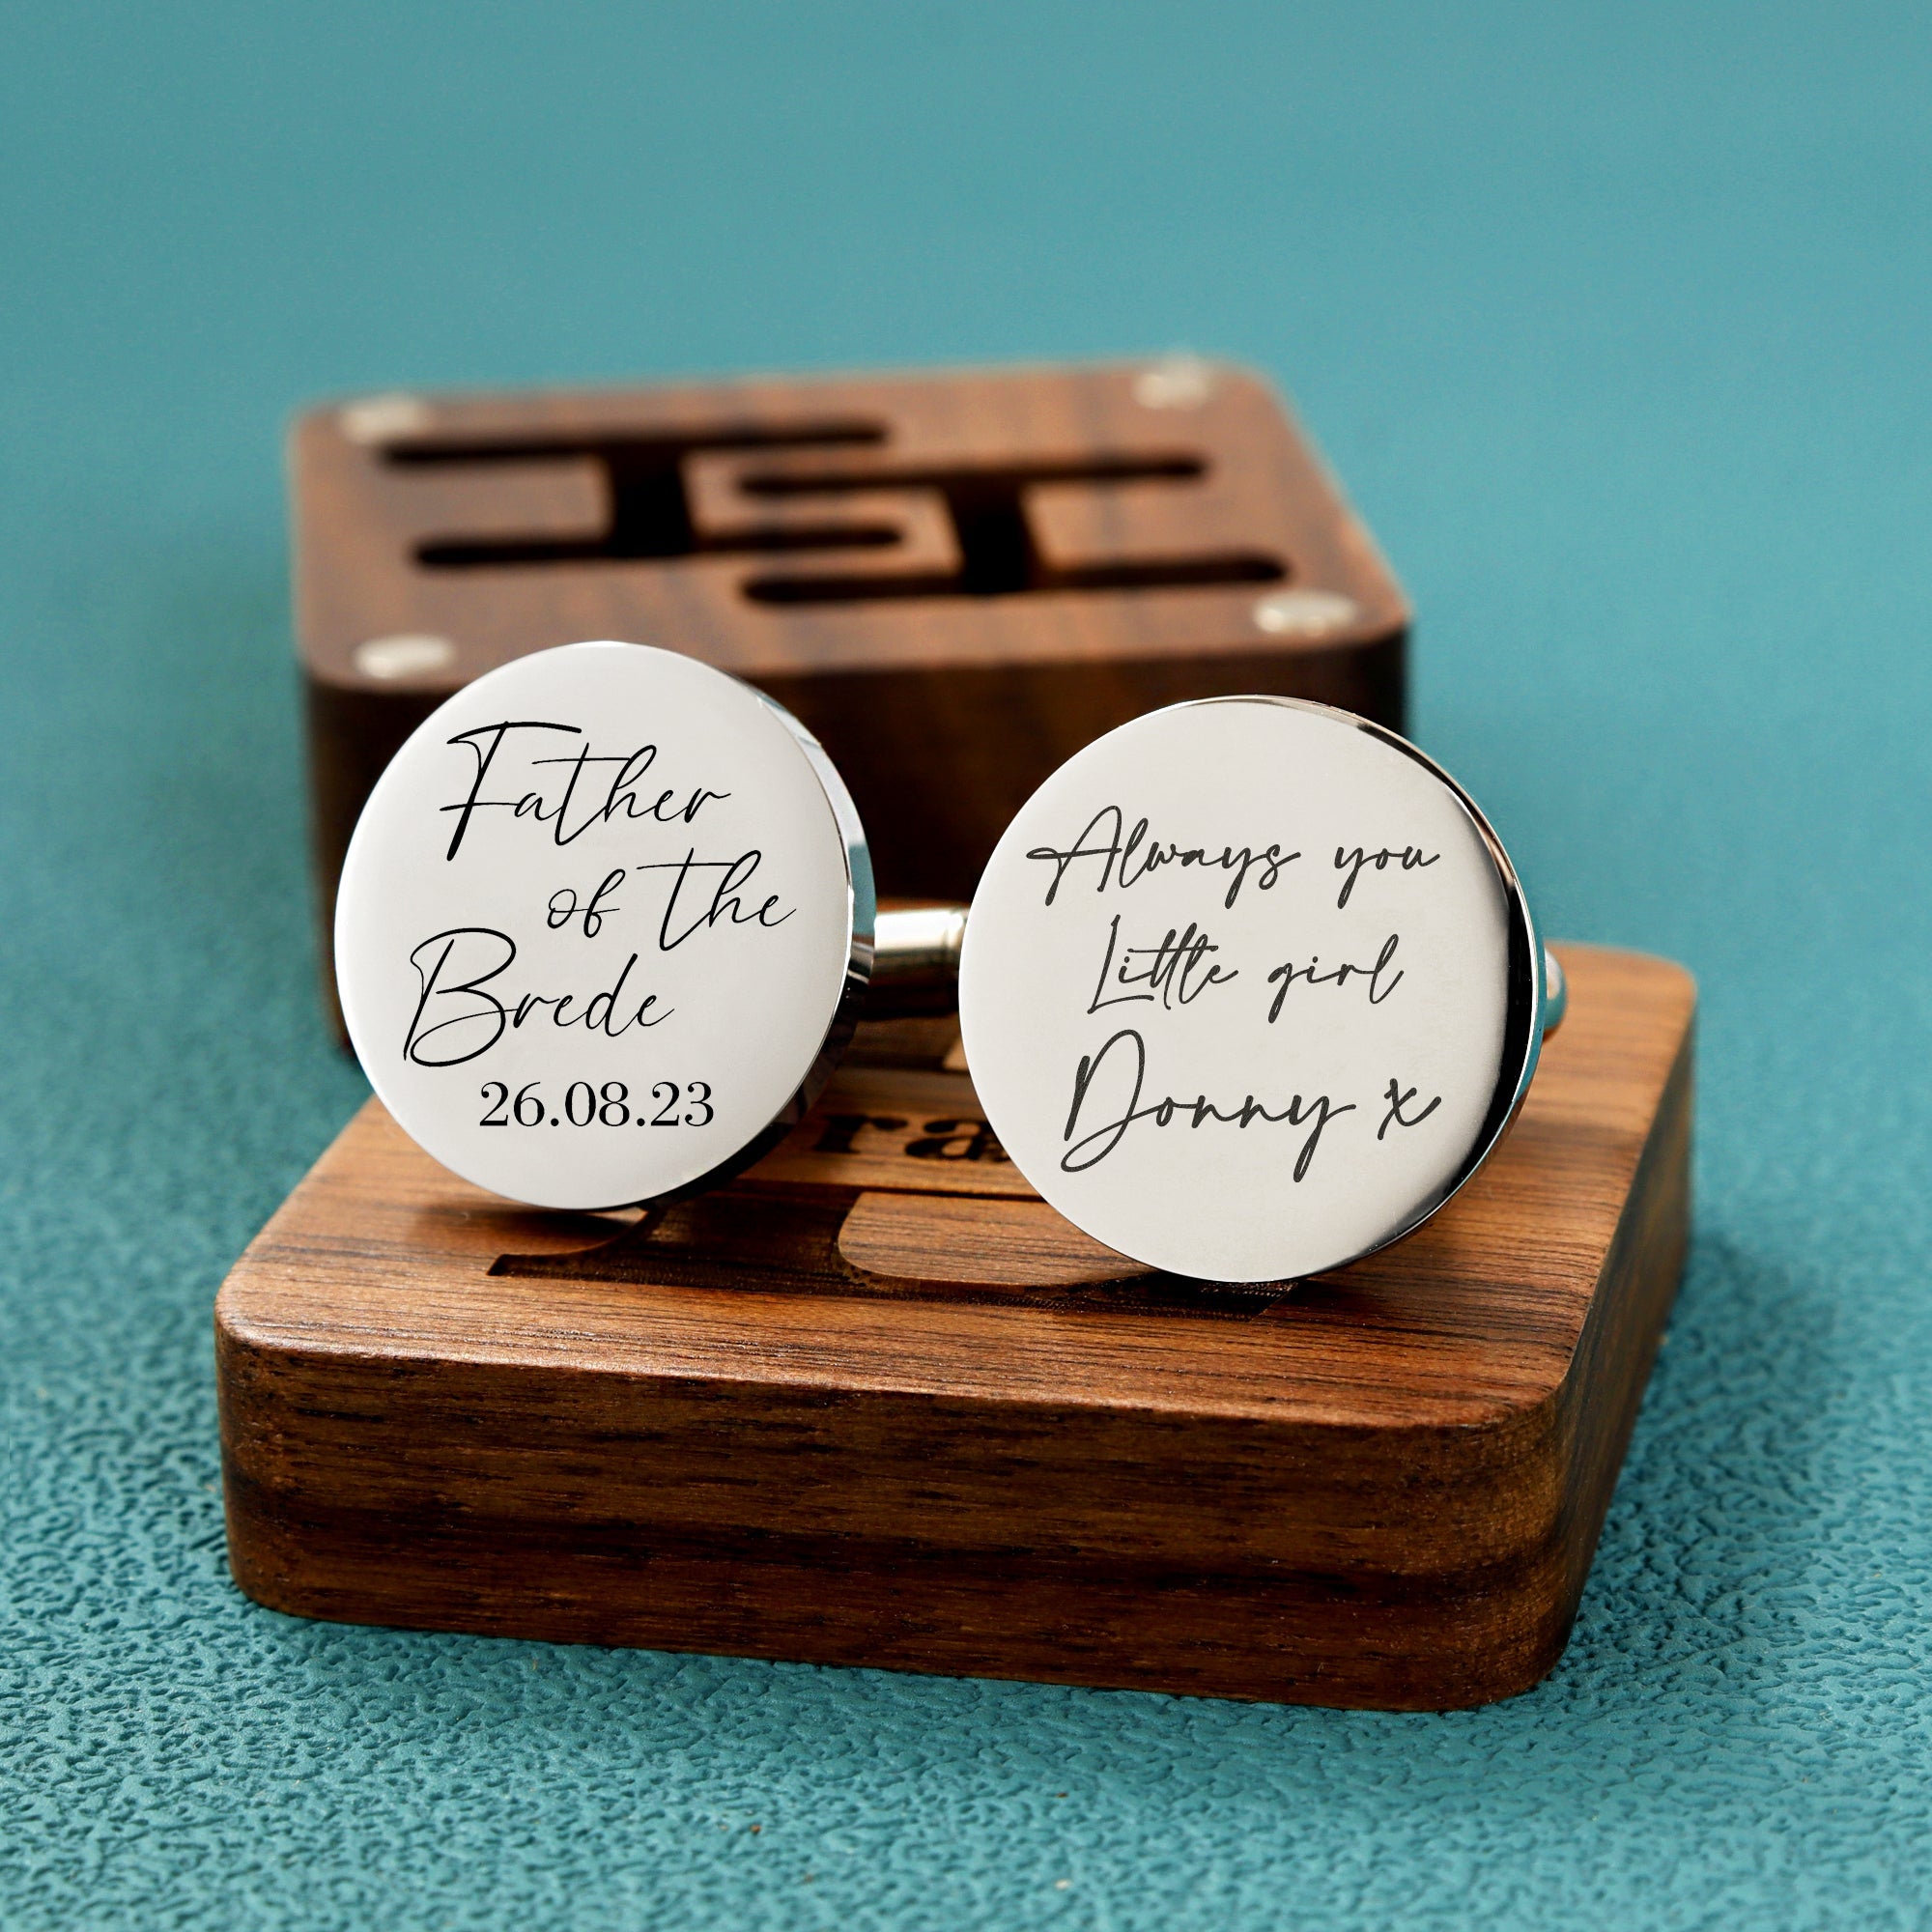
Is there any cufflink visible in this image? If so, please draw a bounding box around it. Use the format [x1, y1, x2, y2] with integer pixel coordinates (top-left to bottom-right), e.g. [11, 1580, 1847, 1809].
[333, 639, 957, 1211]
[957, 696, 1564, 1282]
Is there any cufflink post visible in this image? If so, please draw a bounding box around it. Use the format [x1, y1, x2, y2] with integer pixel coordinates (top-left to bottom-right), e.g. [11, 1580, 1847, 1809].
[1543, 947, 1568, 1037]
[867, 905, 969, 1018]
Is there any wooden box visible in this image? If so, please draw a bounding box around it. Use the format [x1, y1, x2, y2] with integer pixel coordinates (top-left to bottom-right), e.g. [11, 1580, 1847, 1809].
[292, 359, 1408, 1028]
[218, 945, 1693, 1711]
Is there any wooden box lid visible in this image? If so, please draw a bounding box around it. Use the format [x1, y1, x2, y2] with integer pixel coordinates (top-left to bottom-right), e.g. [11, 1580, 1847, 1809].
[292, 359, 1407, 694]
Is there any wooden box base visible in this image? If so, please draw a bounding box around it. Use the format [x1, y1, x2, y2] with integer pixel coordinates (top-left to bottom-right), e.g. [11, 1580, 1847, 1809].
[218, 945, 1693, 1710]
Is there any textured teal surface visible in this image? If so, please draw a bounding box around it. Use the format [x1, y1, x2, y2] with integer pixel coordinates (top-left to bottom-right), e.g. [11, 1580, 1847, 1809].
[5, 3, 1931, 1924]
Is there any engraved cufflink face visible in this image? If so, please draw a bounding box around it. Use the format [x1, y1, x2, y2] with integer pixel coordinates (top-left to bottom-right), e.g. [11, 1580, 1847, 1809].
[957, 697, 1549, 1284]
[334, 641, 870, 1210]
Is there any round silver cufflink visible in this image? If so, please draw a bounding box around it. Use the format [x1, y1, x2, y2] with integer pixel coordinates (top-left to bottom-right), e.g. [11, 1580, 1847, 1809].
[334, 639, 952, 1211]
[957, 696, 1563, 1283]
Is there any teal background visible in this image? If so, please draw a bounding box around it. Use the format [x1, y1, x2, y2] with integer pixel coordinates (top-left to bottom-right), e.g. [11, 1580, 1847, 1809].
[4, 2, 1930, 1924]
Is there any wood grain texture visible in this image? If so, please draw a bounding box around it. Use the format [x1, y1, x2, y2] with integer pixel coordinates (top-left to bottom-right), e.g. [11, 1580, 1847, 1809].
[293, 361, 1408, 1031]
[217, 944, 1691, 1710]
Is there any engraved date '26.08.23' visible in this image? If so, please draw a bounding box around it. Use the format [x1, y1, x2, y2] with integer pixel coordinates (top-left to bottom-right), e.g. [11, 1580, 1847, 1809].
[478, 1079, 715, 1127]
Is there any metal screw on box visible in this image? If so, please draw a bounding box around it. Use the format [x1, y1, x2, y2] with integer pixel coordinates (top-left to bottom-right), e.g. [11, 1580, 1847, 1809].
[1133, 353, 1218, 409]
[1252, 588, 1361, 638]
[338, 392, 432, 443]
[353, 634, 458, 681]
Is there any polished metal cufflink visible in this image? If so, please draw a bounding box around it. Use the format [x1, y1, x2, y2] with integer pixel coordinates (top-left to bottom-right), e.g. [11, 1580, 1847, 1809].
[335, 639, 952, 1210]
[337, 642, 1562, 1281]
[958, 696, 1564, 1282]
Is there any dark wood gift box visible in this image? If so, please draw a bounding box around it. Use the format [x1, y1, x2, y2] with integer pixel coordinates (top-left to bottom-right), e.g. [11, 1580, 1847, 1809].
[218, 945, 1693, 1711]
[292, 359, 1408, 1030]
